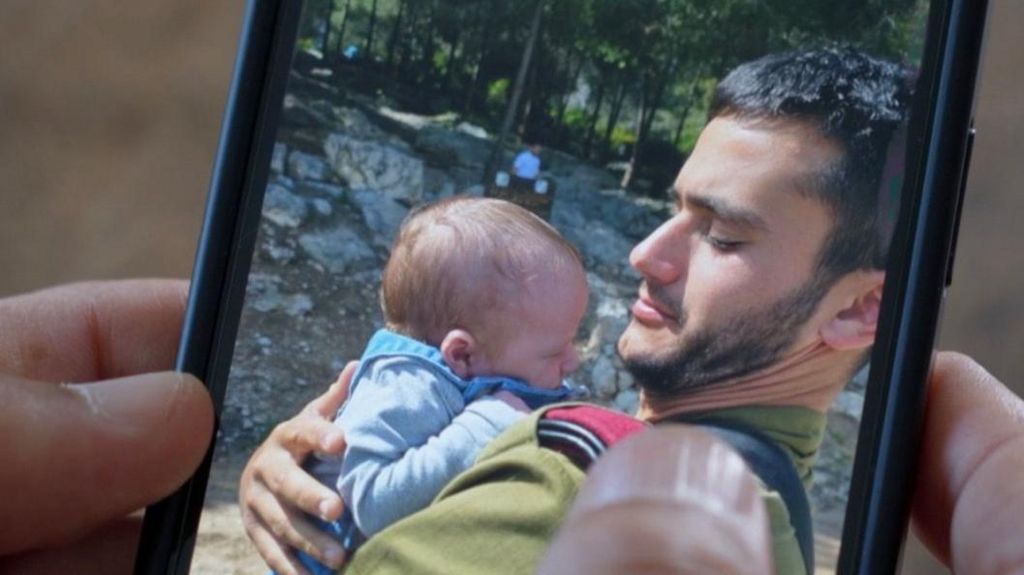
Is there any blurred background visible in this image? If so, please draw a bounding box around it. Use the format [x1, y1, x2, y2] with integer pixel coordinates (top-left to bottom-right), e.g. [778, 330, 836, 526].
[0, 0, 1019, 573]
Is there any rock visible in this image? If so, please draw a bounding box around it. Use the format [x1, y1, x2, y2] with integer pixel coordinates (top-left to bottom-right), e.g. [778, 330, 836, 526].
[455, 121, 489, 140]
[617, 370, 635, 393]
[613, 388, 639, 414]
[324, 133, 424, 203]
[296, 181, 345, 199]
[311, 198, 333, 216]
[348, 189, 409, 249]
[248, 277, 314, 317]
[263, 243, 295, 263]
[590, 355, 618, 398]
[287, 150, 331, 182]
[563, 220, 635, 270]
[414, 126, 491, 170]
[263, 181, 308, 228]
[461, 184, 486, 197]
[834, 390, 865, 419]
[271, 143, 287, 175]
[298, 226, 376, 274]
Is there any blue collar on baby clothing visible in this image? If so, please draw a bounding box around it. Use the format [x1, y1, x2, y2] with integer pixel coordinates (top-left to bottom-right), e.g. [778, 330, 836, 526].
[356, 329, 578, 410]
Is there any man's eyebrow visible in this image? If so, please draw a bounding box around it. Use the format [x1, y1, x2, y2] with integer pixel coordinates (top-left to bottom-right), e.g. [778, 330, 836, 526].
[684, 192, 769, 231]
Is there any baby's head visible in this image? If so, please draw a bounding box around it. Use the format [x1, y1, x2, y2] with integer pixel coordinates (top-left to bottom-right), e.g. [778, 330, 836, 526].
[381, 197, 588, 389]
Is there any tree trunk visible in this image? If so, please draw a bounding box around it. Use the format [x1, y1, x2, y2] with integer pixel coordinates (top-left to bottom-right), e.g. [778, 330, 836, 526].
[518, 46, 541, 137]
[442, 28, 461, 93]
[320, 0, 335, 57]
[419, 1, 438, 86]
[483, 0, 545, 184]
[556, 50, 583, 126]
[583, 78, 606, 159]
[386, 0, 406, 71]
[463, 1, 496, 114]
[640, 59, 676, 143]
[335, 0, 352, 60]
[673, 99, 694, 147]
[602, 79, 628, 151]
[621, 77, 648, 189]
[364, 0, 380, 59]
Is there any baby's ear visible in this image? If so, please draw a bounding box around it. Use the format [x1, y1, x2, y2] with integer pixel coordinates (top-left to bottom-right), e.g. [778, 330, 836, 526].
[440, 330, 485, 379]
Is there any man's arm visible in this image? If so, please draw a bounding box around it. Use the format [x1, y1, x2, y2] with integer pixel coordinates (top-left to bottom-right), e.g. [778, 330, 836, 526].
[338, 359, 523, 536]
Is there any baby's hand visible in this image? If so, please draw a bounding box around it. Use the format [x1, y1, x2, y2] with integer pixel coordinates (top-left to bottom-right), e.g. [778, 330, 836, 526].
[493, 390, 531, 413]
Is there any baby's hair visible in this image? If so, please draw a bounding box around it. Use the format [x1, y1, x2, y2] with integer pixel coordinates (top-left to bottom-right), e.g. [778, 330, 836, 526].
[381, 196, 584, 346]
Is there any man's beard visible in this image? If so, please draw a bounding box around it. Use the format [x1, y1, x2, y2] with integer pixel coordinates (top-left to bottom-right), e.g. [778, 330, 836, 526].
[620, 275, 833, 398]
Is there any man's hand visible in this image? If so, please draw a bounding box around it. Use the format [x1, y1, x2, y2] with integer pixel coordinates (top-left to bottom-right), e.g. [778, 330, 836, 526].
[238, 363, 354, 575]
[0, 280, 213, 574]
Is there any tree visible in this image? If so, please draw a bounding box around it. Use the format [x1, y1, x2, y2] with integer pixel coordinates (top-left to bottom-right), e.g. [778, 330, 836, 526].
[484, 0, 546, 183]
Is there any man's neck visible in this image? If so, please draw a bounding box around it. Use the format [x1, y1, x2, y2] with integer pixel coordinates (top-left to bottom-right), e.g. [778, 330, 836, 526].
[636, 340, 860, 422]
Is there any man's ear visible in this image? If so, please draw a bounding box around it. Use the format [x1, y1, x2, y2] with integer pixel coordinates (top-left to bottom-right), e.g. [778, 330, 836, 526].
[440, 329, 486, 379]
[820, 272, 885, 351]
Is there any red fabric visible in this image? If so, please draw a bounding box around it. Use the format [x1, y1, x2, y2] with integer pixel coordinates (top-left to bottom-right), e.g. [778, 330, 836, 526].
[544, 405, 648, 447]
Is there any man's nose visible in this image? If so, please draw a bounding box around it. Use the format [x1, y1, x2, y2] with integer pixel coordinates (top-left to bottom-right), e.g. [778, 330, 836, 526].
[629, 217, 688, 284]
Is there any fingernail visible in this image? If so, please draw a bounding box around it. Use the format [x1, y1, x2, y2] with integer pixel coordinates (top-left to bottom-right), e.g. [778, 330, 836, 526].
[69, 372, 201, 429]
[319, 499, 334, 521]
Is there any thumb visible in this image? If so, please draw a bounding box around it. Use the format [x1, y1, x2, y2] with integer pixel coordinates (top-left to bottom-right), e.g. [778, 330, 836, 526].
[0, 371, 213, 555]
[538, 426, 774, 575]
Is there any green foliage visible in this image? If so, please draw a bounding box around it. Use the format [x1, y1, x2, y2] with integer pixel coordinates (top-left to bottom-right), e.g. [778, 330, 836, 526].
[486, 78, 510, 107]
[305, 0, 932, 189]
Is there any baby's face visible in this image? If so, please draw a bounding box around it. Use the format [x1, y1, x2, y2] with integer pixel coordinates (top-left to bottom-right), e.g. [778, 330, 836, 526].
[484, 267, 588, 390]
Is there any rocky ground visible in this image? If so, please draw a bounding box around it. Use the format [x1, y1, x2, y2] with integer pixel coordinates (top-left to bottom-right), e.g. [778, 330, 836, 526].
[192, 70, 863, 573]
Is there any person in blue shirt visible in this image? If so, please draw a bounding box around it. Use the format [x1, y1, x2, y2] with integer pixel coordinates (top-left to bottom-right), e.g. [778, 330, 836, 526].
[512, 143, 543, 182]
[290, 196, 589, 574]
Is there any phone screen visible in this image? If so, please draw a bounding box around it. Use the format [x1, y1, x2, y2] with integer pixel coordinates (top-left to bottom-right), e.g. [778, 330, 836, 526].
[187, 1, 937, 573]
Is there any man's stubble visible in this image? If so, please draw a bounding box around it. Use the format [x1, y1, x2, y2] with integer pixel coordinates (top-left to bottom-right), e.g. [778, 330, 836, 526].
[620, 274, 833, 398]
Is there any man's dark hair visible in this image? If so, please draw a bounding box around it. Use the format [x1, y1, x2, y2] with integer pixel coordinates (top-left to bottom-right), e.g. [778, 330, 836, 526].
[708, 47, 915, 279]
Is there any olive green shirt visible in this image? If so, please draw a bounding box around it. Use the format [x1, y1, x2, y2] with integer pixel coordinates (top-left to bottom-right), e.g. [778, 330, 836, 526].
[343, 404, 826, 575]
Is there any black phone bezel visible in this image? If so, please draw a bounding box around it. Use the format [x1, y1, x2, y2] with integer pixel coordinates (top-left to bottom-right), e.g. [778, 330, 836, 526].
[135, 1, 991, 573]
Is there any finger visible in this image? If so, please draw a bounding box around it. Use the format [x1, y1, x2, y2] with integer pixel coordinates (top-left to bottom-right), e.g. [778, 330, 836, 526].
[252, 435, 345, 521]
[242, 480, 345, 570]
[0, 516, 142, 575]
[241, 503, 312, 575]
[0, 371, 213, 554]
[0, 279, 188, 382]
[269, 413, 348, 462]
[911, 351, 1024, 573]
[539, 426, 772, 575]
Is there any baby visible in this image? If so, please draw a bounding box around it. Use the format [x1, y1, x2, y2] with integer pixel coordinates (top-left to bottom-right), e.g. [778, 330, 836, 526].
[294, 196, 589, 574]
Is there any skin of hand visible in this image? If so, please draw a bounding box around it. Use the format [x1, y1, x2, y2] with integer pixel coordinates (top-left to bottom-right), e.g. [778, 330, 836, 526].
[537, 426, 774, 575]
[238, 363, 354, 575]
[0, 280, 213, 574]
[911, 352, 1024, 575]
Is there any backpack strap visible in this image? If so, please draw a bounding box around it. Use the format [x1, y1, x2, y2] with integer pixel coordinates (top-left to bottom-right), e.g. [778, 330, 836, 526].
[697, 419, 815, 575]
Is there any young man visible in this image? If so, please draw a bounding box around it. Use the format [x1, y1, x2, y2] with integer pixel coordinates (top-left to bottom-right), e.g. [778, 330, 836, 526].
[242, 47, 913, 575]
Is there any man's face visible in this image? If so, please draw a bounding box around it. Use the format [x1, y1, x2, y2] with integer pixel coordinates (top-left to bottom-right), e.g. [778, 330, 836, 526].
[617, 116, 843, 395]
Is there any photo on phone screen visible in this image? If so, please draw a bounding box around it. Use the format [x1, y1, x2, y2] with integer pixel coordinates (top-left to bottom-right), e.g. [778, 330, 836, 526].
[187, 1, 935, 573]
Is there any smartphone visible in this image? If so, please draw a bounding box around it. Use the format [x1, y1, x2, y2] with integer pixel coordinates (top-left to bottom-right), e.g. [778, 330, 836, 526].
[135, 0, 990, 573]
